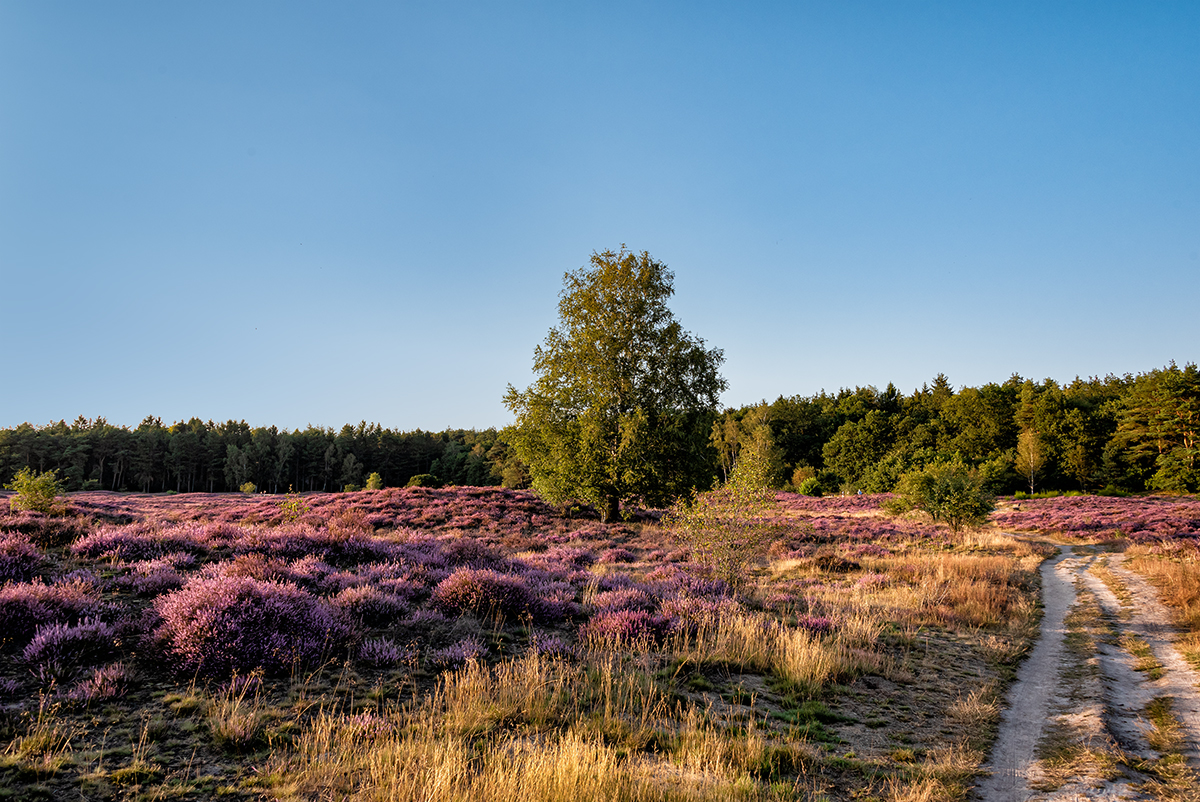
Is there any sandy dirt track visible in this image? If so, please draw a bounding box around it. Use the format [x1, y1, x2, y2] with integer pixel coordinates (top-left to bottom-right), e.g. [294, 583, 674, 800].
[975, 541, 1200, 802]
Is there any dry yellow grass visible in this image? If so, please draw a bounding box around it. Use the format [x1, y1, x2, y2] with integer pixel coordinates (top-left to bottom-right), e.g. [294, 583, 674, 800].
[1125, 547, 1200, 667]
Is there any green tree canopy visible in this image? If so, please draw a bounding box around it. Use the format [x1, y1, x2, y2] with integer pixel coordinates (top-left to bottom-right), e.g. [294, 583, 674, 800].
[503, 247, 727, 521]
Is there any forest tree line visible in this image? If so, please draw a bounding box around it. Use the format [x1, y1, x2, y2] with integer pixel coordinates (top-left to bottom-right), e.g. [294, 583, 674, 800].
[1, 362, 1195, 496]
[722, 362, 1198, 496]
[0, 419, 527, 494]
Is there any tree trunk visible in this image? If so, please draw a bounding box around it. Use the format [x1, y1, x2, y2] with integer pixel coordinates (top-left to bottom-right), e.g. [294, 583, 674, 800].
[600, 492, 620, 523]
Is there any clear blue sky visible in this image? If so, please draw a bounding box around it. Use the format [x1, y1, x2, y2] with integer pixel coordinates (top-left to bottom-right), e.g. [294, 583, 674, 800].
[3, 1, 1197, 432]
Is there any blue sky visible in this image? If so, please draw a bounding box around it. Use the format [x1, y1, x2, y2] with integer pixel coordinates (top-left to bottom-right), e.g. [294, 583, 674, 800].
[2, 1, 1197, 432]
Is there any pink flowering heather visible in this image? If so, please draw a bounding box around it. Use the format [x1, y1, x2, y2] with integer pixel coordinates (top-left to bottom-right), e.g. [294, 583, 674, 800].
[992, 495, 1200, 543]
[658, 596, 741, 631]
[71, 522, 211, 561]
[531, 635, 573, 659]
[0, 577, 103, 648]
[426, 637, 487, 669]
[231, 523, 400, 565]
[776, 493, 893, 514]
[154, 574, 353, 677]
[332, 585, 409, 626]
[65, 662, 130, 704]
[117, 552, 196, 596]
[598, 547, 636, 564]
[24, 617, 117, 683]
[589, 588, 656, 613]
[357, 637, 417, 668]
[431, 568, 542, 621]
[579, 609, 672, 645]
[0, 510, 92, 547]
[0, 532, 41, 582]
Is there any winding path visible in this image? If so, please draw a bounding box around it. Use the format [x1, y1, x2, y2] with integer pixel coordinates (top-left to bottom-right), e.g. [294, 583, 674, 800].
[975, 541, 1200, 802]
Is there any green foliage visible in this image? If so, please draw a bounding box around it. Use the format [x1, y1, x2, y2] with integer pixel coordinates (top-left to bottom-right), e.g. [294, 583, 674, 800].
[364, 472, 383, 490]
[796, 477, 823, 497]
[886, 460, 995, 534]
[279, 486, 310, 523]
[503, 247, 726, 522]
[239, 481, 257, 495]
[667, 445, 783, 591]
[5, 467, 65, 514]
[342, 483, 361, 493]
[1014, 429, 1046, 494]
[406, 473, 441, 488]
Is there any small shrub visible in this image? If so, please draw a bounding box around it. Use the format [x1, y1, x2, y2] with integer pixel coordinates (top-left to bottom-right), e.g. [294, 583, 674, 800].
[431, 568, 543, 620]
[887, 460, 994, 533]
[24, 617, 117, 683]
[5, 467, 65, 515]
[364, 472, 384, 491]
[579, 609, 672, 645]
[65, 662, 129, 704]
[358, 637, 416, 668]
[0, 532, 41, 582]
[239, 482, 257, 495]
[279, 488, 311, 523]
[0, 578, 102, 649]
[426, 637, 487, 669]
[343, 484, 361, 493]
[797, 477, 823, 497]
[332, 585, 409, 626]
[155, 574, 353, 677]
[406, 474, 441, 488]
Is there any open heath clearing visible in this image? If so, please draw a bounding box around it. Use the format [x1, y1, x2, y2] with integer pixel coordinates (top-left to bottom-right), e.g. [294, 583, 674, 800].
[1, 489, 1198, 802]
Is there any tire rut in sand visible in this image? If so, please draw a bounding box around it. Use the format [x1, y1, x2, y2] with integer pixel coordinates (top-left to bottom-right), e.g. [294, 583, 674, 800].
[975, 542, 1200, 801]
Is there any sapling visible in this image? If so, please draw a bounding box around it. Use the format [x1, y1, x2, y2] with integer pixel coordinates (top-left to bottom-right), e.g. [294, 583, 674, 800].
[667, 442, 783, 592]
[5, 467, 65, 515]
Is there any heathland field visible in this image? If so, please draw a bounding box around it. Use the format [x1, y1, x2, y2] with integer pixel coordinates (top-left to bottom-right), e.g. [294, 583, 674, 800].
[1, 488, 1198, 801]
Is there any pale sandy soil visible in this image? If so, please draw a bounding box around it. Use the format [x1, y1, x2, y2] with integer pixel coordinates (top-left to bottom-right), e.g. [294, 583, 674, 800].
[975, 541, 1200, 802]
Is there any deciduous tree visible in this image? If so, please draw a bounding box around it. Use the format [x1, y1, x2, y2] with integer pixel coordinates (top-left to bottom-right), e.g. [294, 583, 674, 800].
[504, 247, 726, 521]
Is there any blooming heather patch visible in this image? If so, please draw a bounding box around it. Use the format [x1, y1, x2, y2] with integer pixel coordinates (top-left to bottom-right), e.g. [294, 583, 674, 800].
[531, 635, 573, 659]
[71, 522, 212, 561]
[426, 637, 487, 669]
[332, 585, 409, 626]
[579, 609, 672, 645]
[24, 617, 117, 683]
[231, 523, 400, 565]
[0, 531, 41, 582]
[65, 662, 130, 703]
[0, 577, 103, 648]
[431, 568, 545, 621]
[598, 547, 636, 564]
[0, 510, 92, 547]
[992, 495, 1200, 543]
[154, 575, 353, 677]
[357, 637, 416, 668]
[658, 596, 741, 632]
[776, 493, 893, 514]
[117, 552, 196, 596]
[589, 587, 656, 613]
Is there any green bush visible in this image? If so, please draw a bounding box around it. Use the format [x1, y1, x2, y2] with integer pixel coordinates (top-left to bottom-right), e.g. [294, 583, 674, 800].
[342, 483, 362, 493]
[239, 482, 257, 495]
[796, 477, 823, 497]
[886, 460, 994, 534]
[364, 472, 383, 491]
[667, 445, 784, 592]
[5, 467, 65, 515]
[280, 487, 310, 523]
[405, 474, 441, 488]
[1097, 485, 1131, 498]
